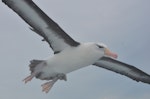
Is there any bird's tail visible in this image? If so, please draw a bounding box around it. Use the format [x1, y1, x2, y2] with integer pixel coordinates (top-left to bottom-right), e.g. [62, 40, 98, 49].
[23, 60, 46, 83]
[29, 60, 45, 73]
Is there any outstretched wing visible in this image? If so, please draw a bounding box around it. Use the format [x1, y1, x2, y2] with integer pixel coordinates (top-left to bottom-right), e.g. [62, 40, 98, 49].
[93, 56, 150, 84]
[2, 0, 80, 54]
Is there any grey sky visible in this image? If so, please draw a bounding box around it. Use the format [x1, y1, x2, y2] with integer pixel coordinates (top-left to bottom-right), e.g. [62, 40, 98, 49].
[1, 0, 150, 99]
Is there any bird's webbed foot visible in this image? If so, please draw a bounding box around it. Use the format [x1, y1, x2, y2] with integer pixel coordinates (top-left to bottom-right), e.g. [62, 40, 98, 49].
[41, 73, 67, 93]
[23, 73, 36, 84]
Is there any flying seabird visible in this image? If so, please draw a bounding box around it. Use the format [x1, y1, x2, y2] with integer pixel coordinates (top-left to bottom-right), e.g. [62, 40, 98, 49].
[2, 0, 150, 93]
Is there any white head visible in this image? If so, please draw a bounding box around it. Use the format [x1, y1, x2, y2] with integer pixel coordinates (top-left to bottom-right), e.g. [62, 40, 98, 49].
[96, 43, 118, 59]
[97, 43, 108, 48]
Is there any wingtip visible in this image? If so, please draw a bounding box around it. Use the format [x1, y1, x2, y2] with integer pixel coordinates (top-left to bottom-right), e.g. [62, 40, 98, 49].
[142, 77, 150, 84]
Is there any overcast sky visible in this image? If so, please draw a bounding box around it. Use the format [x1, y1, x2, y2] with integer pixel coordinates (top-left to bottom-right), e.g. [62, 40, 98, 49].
[0, 0, 150, 99]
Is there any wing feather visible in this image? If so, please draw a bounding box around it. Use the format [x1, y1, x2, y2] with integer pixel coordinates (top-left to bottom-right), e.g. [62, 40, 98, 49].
[2, 0, 80, 54]
[93, 56, 150, 84]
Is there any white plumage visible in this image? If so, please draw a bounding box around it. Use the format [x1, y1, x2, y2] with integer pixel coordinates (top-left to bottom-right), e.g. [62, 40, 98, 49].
[44, 43, 104, 74]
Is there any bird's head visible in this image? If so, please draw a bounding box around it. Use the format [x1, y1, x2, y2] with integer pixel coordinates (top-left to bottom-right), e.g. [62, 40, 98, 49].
[96, 43, 118, 59]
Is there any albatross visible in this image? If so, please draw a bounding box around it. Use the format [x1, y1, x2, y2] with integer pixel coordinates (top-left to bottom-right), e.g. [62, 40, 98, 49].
[2, 0, 150, 93]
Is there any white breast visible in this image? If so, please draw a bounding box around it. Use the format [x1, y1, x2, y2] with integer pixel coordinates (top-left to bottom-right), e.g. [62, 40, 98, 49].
[43, 43, 104, 75]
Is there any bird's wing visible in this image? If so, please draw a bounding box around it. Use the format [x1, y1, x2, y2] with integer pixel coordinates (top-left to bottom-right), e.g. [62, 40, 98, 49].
[93, 56, 150, 84]
[2, 0, 80, 54]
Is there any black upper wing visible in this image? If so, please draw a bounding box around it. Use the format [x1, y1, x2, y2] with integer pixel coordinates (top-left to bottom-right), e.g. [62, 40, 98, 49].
[93, 56, 150, 84]
[2, 0, 80, 54]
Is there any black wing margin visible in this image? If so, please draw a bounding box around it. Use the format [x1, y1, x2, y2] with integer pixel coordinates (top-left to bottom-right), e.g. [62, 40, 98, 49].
[93, 56, 150, 84]
[2, 0, 80, 54]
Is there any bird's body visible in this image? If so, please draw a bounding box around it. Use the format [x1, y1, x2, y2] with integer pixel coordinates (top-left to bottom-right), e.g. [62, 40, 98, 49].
[37, 43, 104, 79]
[2, 0, 150, 94]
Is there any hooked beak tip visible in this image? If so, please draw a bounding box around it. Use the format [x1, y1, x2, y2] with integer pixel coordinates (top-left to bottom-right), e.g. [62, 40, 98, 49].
[105, 48, 118, 59]
[112, 53, 118, 59]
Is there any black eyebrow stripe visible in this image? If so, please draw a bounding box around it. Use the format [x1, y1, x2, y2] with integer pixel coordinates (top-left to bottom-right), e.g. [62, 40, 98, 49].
[96, 44, 104, 48]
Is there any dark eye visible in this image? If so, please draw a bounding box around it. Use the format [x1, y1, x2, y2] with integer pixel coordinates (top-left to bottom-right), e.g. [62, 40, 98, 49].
[96, 44, 104, 48]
